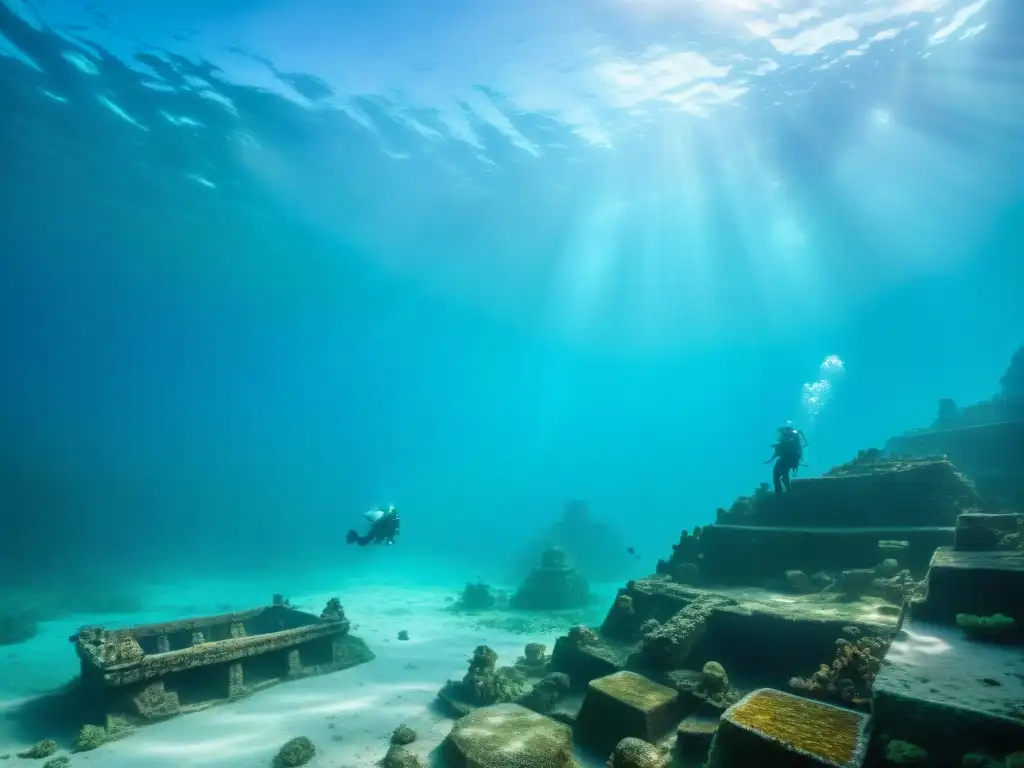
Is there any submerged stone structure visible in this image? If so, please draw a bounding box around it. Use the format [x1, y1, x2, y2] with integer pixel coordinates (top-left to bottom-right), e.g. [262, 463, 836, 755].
[511, 547, 591, 611]
[72, 596, 373, 729]
[431, 350, 1024, 768]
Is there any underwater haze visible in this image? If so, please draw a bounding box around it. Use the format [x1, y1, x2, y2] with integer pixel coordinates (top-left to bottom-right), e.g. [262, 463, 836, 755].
[1, 0, 1023, 595]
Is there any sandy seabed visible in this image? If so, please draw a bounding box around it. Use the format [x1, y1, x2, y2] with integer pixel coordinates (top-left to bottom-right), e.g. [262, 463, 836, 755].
[1, 574, 618, 767]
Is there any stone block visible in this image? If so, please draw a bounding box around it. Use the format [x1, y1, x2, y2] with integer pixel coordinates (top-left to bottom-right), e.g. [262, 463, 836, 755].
[575, 671, 679, 755]
[444, 703, 577, 768]
[707, 688, 870, 768]
[915, 547, 1024, 623]
[676, 716, 718, 762]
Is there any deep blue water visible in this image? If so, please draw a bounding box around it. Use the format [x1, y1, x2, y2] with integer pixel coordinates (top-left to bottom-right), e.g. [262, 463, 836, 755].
[0, 0, 1022, 594]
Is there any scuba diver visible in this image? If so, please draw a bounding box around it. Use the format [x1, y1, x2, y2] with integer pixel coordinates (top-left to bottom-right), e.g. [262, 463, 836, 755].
[346, 505, 401, 546]
[764, 423, 808, 495]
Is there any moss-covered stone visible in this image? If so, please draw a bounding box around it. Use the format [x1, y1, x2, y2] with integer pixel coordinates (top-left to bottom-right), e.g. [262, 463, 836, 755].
[41, 759, 69, 768]
[444, 703, 578, 768]
[575, 671, 679, 755]
[274, 736, 315, 767]
[382, 744, 422, 768]
[707, 688, 870, 768]
[607, 737, 664, 768]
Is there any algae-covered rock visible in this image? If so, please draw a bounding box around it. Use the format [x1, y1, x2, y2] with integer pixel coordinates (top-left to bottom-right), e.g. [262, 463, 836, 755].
[75, 724, 107, 752]
[445, 703, 577, 768]
[18, 740, 57, 759]
[383, 744, 423, 768]
[438, 646, 531, 715]
[42, 759, 69, 768]
[708, 688, 870, 768]
[607, 737, 664, 768]
[274, 736, 315, 767]
[391, 724, 417, 746]
[699, 662, 728, 696]
[521, 672, 571, 714]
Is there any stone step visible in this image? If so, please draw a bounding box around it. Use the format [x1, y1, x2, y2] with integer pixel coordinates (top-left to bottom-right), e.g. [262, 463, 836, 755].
[574, 671, 680, 756]
[955, 512, 1023, 551]
[872, 618, 1024, 762]
[592, 580, 898, 690]
[721, 461, 967, 528]
[886, 420, 1024, 478]
[700, 525, 953, 584]
[915, 547, 1024, 625]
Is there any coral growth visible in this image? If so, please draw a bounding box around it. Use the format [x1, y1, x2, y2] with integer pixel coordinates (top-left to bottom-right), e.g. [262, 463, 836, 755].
[319, 598, 344, 621]
[17, 739, 57, 759]
[515, 642, 549, 674]
[274, 736, 315, 767]
[390, 725, 417, 746]
[382, 744, 422, 768]
[655, 528, 703, 584]
[607, 737, 664, 768]
[455, 581, 496, 611]
[442, 645, 529, 708]
[566, 625, 599, 646]
[789, 628, 892, 705]
[639, 598, 718, 670]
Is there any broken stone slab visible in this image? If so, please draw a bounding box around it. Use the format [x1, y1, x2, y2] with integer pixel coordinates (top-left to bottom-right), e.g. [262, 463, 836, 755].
[443, 703, 578, 768]
[548, 631, 632, 688]
[914, 547, 1024, 624]
[614, 581, 897, 688]
[706, 688, 871, 768]
[638, 597, 719, 670]
[872, 618, 1024, 760]
[574, 671, 679, 756]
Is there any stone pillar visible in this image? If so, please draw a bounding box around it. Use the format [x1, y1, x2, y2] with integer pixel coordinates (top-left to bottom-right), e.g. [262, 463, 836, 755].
[228, 662, 245, 698]
[230, 622, 246, 639]
[286, 649, 302, 676]
[190, 631, 205, 646]
[156, 635, 170, 653]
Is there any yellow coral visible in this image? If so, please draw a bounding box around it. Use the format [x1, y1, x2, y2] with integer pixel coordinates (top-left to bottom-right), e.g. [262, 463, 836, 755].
[728, 689, 867, 767]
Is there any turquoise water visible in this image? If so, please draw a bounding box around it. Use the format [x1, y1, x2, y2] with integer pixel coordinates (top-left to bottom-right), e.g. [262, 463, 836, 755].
[0, 0, 1022, 747]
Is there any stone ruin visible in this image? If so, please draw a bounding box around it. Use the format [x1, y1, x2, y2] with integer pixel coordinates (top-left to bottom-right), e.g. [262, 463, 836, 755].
[432, 436, 1024, 768]
[67, 596, 373, 751]
[510, 546, 591, 611]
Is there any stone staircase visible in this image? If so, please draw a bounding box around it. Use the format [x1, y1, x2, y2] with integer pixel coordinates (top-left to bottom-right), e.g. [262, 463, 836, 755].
[870, 512, 1024, 765]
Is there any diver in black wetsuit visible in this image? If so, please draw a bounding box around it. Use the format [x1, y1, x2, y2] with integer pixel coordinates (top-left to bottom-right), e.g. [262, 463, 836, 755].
[765, 424, 808, 494]
[347, 506, 401, 546]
